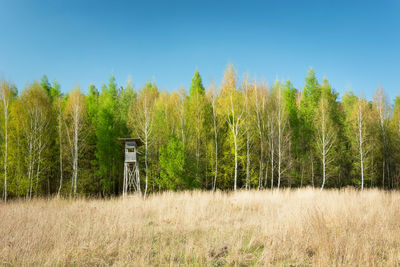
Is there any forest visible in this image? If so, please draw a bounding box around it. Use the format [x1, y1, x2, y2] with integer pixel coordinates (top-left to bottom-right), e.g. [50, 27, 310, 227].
[0, 65, 399, 200]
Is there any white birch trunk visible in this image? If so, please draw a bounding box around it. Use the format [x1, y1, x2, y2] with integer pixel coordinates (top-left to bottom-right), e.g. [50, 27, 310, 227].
[270, 119, 274, 190]
[254, 84, 265, 190]
[144, 130, 148, 197]
[57, 100, 63, 196]
[178, 91, 186, 147]
[28, 115, 34, 200]
[36, 139, 42, 196]
[73, 103, 79, 197]
[358, 101, 365, 190]
[233, 133, 238, 191]
[245, 88, 250, 190]
[374, 88, 388, 188]
[229, 88, 245, 191]
[311, 159, 314, 188]
[230, 91, 238, 191]
[246, 130, 250, 190]
[318, 100, 334, 191]
[321, 105, 326, 191]
[211, 94, 218, 191]
[277, 87, 282, 190]
[2, 92, 8, 202]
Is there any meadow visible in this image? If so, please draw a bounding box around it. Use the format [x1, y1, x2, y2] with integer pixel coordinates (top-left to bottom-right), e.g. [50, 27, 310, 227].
[1, 188, 400, 266]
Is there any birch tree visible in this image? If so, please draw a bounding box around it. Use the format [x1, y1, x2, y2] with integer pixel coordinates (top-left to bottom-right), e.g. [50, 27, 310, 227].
[253, 81, 268, 189]
[243, 77, 253, 189]
[316, 96, 335, 190]
[176, 87, 186, 147]
[0, 81, 14, 202]
[219, 65, 245, 191]
[343, 92, 370, 189]
[207, 83, 219, 191]
[55, 93, 65, 196]
[64, 88, 87, 197]
[393, 97, 400, 136]
[391, 96, 400, 188]
[275, 82, 290, 190]
[129, 82, 158, 197]
[267, 88, 277, 189]
[19, 83, 51, 199]
[373, 87, 390, 188]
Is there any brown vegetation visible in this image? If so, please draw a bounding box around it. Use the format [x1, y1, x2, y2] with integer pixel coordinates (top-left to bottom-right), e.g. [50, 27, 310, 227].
[1, 188, 400, 266]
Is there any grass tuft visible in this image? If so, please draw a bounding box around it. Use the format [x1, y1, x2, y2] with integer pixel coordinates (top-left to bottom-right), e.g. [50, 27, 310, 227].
[1, 188, 400, 266]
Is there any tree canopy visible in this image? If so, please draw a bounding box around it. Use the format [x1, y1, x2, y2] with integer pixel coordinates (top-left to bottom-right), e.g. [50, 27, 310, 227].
[1, 67, 400, 199]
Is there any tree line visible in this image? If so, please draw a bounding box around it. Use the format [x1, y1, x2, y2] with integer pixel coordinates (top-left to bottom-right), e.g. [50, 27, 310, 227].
[1, 65, 399, 200]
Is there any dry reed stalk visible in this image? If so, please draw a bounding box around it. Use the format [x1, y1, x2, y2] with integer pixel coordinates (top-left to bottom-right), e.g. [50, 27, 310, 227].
[1, 188, 400, 266]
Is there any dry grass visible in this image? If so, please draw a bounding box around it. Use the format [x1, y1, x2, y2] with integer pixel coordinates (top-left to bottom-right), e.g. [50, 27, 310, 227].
[1, 188, 400, 266]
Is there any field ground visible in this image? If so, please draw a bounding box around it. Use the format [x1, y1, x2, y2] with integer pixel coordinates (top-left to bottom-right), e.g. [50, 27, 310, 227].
[1, 188, 400, 266]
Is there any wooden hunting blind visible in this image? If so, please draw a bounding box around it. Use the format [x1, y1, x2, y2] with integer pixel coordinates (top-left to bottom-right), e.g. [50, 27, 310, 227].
[119, 138, 143, 196]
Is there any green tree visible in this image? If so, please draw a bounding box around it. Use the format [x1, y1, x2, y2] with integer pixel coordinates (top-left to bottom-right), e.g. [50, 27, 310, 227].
[298, 68, 320, 186]
[186, 70, 207, 186]
[159, 134, 196, 190]
[96, 76, 120, 195]
[282, 81, 300, 186]
[82, 84, 100, 195]
[40, 75, 52, 97]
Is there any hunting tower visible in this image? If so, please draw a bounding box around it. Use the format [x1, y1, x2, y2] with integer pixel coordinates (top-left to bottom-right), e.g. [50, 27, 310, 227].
[119, 138, 143, 196]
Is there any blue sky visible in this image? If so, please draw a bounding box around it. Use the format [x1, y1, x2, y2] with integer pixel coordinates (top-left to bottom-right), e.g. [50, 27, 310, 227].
[0, 0, 399, 100]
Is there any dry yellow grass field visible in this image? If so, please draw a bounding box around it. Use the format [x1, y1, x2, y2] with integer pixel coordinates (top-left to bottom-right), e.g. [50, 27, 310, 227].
[1, 188, 400, 266]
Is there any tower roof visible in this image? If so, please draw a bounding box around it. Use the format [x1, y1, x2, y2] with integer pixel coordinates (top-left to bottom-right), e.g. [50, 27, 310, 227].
[118, 138, 143, 147]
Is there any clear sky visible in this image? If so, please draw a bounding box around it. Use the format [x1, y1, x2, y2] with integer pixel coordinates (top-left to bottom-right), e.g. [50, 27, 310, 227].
[0, 0, 399, 100]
